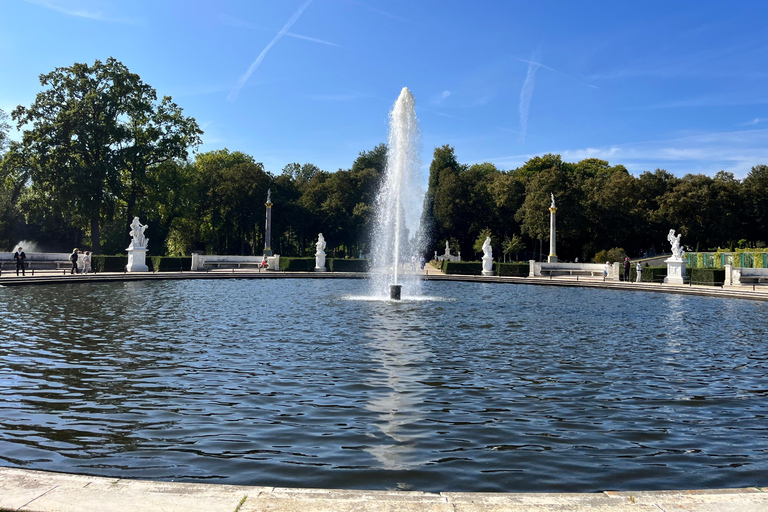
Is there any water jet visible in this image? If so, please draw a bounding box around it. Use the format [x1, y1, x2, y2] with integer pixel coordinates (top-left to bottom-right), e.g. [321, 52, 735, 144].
[370, 87, 423, 300]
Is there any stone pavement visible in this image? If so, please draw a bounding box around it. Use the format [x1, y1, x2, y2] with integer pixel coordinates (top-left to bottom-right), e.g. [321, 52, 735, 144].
[1, 468, 766, 512]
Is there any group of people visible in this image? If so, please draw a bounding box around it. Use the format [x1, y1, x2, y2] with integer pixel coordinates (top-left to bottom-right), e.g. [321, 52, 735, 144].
[70, 248, 92, 274]
[601, 257, 643, 282]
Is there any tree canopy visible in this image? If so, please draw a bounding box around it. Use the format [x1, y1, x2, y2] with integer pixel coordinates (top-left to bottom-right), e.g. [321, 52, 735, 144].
[2, 59, 767, 261]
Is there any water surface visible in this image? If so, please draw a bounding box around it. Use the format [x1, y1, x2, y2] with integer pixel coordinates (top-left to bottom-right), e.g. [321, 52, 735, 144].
[0, 279, 766, 492]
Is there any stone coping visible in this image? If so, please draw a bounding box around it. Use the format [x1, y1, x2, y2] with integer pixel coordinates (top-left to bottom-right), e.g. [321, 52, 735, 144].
[0, 468, 766, 512]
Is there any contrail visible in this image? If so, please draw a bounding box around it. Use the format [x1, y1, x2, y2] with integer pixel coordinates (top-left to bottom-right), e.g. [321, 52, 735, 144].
[228, 0, 314, 101]
[518, 59, 540, 143]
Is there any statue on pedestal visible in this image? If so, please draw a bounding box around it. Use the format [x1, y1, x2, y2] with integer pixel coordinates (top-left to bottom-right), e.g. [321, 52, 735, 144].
[126, 216, 149, 272]
[667, 229, 684, 260]
[315, 233, 327, 271]
[481, 237, 493, 276]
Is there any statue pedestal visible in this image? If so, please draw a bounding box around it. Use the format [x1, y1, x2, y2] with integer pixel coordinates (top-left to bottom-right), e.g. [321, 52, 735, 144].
[315, 253, 326, 272]
[481, 256, 494, 276]
[664, 258, 687, 284]
[127, 246, 149, 272]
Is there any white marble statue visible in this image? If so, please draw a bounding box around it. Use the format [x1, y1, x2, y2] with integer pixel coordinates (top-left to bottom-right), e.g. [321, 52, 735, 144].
[481, 236, 493, 276]
[266, 188, 272, 204]
[128, 217, 148, 248]
[550, 192, 556, 209]
[667, 229, 684, 260]
[315, 233, 326, 271]
[482, 237, 492, 259]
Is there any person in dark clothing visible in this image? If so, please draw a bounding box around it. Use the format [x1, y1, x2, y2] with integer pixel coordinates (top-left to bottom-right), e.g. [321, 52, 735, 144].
[13, 247, 26, 276]
[623, 257, 630, 282]
[70, 248, 79, 275]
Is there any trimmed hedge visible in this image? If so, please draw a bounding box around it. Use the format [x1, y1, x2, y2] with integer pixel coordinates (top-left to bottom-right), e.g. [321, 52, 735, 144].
[442, 261, 484, 275]
[92, 255, 128, 273]
[629, 265, 667, 283]
[328, 258, 368, 272]
[689, 268, 725, 286]
[150, 256, 191, 272]
[496, 263, 528, 277]
[280, 257, 317, 271]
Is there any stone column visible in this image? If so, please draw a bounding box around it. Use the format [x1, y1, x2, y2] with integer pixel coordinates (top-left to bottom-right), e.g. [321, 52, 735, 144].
[264, 196, 273, 257]
[548, 205, 558, 263]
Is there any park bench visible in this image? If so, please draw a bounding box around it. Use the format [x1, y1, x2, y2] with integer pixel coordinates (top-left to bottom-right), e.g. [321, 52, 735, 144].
[203, 261, 266, 270]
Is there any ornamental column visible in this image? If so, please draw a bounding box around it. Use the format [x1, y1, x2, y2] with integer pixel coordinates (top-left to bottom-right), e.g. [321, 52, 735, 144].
[264, 188, 273, 256]
[548, 193, 558, 263]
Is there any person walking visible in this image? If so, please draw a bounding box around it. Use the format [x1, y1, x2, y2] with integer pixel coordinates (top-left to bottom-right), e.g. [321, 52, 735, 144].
[13, 246, 26, 276]
[69, 248, 79, 275]
[83, 251, 92, 274]
[623, 257, 630, 282]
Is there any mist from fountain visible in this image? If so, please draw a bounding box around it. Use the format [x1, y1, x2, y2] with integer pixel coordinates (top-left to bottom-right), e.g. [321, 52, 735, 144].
[369, 87, 425, 300]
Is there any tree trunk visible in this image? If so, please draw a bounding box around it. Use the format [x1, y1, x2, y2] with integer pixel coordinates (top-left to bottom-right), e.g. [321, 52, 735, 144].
[91, 215, 101, 255]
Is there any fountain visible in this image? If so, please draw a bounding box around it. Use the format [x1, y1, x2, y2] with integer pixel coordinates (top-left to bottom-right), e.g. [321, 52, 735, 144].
[370, 87, 424, 300]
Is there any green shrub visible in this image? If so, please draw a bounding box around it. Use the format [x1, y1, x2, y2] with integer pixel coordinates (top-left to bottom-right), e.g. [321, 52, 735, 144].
[442, 261, 484, 275]
[328, 258, 368, 272]
[150, 256, 191, 272]
[280, 257, 316, 271]
[631, 265, 667, 283]
[496, 263, 528, 277]
[689, 268, 725, 286]
[92, 255, 128, 273]
[594, 247, 626, 264]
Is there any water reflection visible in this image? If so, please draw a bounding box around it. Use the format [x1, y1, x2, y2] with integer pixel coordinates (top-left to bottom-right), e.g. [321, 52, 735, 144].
[360, 301, 432, 469]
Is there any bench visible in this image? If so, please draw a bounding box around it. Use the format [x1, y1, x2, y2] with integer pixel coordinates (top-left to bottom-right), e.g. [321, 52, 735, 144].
[203, 262, 267, 270]
[541, 269, 604, 277]
[737, 275, 768, 284]
[0, 260, 73, 273]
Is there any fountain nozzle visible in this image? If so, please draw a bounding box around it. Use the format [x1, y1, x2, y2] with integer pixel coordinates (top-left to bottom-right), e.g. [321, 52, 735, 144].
[389, 284, 402, 301]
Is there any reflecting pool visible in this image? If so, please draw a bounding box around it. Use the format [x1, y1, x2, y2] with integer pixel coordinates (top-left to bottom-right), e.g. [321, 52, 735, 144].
[1, 279, 767, 492]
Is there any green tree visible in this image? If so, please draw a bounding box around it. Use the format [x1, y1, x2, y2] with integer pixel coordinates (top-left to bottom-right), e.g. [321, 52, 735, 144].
[9, 58, 200, 253]
[473, 228, 493, 256]
[742, 164, 768, 245]
[502, 234, 525, 262]
[0, 108, 10, 154]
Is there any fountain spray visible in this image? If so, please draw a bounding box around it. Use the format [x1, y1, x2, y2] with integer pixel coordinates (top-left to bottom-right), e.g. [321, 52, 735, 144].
[370, 87, 423, 300]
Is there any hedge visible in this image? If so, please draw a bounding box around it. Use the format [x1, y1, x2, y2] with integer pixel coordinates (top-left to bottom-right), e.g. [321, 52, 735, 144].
[629, 265, 667, 283]
[328, 258, 368, 272]
[689, 268, 725, 286]
[150, 256, 191, 272]
[496, 263, 529, 277]
[442, 261, 484, 275]
[280, 257, 317, 271]
[92, 255, 128, 273]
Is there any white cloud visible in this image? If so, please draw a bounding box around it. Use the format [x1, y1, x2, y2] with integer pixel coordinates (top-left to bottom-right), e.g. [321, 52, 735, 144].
[23, 0, 137, 23]
[518, 59, 539, 143]
[487, 129, 768, 178]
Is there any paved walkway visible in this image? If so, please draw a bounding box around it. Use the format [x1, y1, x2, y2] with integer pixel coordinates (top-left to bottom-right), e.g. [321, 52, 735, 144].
[1, 468, 766, 512]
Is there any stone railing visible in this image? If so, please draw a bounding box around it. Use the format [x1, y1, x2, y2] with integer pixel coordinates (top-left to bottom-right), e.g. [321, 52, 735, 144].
[190, 254, 280, 271]
[0, 252, 74, 270]
[724, 265, 768, 286]
[529, 261, 619, 279]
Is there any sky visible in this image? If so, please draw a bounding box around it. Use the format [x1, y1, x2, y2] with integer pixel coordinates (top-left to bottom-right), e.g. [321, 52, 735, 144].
[1, 0, 768, 179]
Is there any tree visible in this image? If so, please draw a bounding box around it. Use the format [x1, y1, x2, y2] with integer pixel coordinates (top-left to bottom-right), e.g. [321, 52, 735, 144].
[742, 165, 768, 244]
[118, 94, 202, 248]
[0, 108, 10, 154]
[9, 58, 201, 253]
[502, 234, 525, 262]
[473, 228, 493, 256]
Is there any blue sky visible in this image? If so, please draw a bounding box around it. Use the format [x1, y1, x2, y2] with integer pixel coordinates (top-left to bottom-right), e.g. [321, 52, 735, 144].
[2, 0, 767, 178]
